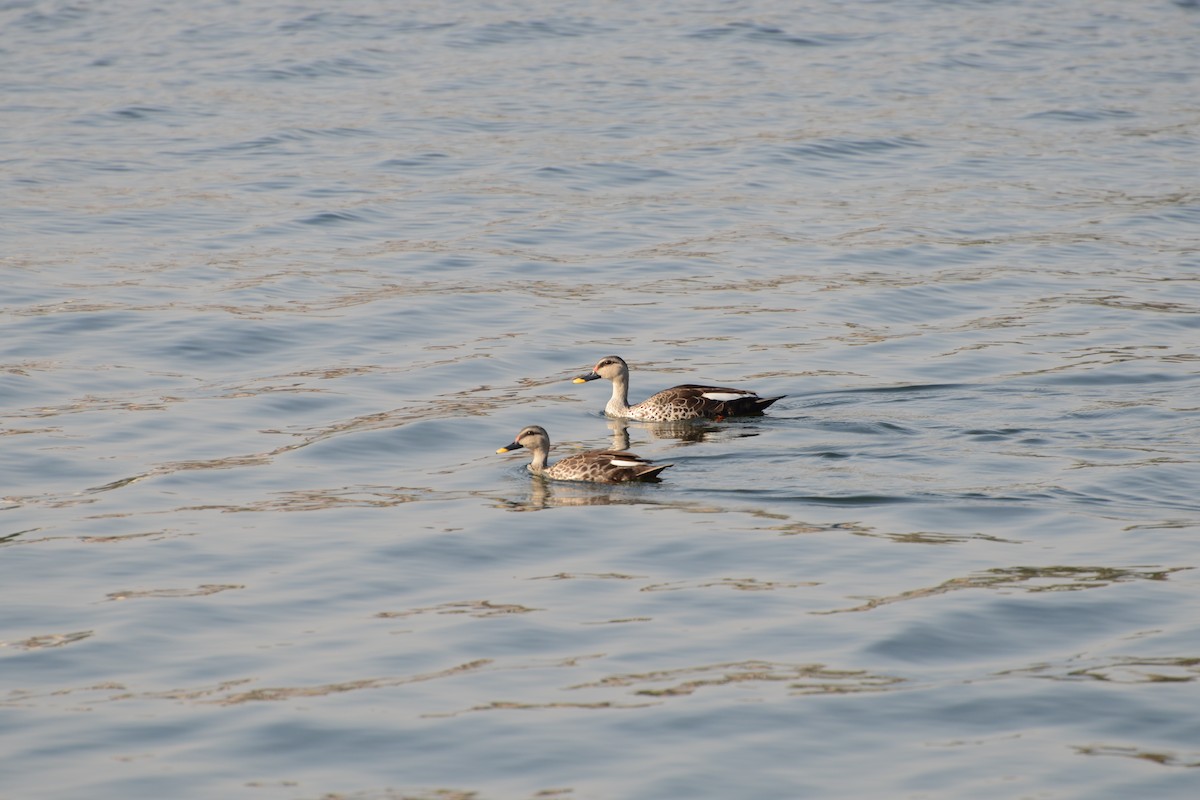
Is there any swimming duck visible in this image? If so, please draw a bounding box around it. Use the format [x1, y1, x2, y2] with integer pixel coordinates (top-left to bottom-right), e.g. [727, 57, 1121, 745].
[496, 425, 672, 483]
[573, 355, 784, 422]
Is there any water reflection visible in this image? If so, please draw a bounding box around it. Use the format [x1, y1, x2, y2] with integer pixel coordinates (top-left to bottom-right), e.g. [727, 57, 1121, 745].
[607, 417, 710, 448]
[105, 584, 243, 601]
[1074, 745, 1200, 769]
[568, 660, 904, 698]
[1007, 655, 1200, 685]
[376, 600, 539, 619]
[640, 576, 817, 592]
[0, 630, 93, 651]
[820, 564, 1191, 614]
[428, 660, 908, 719]
[490, 474, 681, 512]
[604, 416, 765, 449]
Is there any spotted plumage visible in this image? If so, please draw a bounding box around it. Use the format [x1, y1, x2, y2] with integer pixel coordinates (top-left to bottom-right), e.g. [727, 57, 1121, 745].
[496, 425, 672, 483]
[573, 355, 784, 422]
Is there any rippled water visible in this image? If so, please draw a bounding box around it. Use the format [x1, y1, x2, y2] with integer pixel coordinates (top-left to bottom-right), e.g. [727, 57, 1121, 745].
[3, 0, 1200, 798]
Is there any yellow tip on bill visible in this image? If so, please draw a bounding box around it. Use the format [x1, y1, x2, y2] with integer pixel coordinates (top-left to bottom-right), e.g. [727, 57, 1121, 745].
[572, 377, 588, 383]
[496, 447, 511, 454]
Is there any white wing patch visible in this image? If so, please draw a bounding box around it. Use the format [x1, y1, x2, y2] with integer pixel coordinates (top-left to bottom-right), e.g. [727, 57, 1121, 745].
[700, 391, 751, 402]
[609, 458, 646, 467]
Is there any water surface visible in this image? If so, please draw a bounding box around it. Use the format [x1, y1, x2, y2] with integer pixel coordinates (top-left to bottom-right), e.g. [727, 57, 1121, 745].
[3, 1, 1200, 798]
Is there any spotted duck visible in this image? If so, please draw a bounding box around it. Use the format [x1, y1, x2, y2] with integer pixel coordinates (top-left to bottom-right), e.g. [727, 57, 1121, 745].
[496, 425, 672, 483]
[574, 355, 784, 421]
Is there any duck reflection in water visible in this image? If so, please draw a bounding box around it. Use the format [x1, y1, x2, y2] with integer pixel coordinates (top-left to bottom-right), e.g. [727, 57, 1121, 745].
[493, 475, 679, 512]
[604, 416, 763, 449]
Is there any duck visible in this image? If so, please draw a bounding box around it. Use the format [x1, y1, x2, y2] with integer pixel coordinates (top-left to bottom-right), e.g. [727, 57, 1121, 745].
[573, 355, 784, 422]
[496, 425, 672, 483]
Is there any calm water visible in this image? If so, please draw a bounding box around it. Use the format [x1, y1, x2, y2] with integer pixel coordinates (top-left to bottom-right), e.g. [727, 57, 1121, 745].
[3, 0, 1200, 798]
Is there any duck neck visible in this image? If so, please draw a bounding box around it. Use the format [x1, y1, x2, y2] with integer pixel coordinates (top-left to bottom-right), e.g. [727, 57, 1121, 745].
[528, 442, 549, 473]
[606, 372, 632, 416]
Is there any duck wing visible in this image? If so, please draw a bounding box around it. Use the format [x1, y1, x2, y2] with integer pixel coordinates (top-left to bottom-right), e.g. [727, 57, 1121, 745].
[637, 385, 785, 420]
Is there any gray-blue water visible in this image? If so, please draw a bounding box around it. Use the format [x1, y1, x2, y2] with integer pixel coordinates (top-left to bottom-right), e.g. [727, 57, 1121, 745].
[3, 1, 1199, 798]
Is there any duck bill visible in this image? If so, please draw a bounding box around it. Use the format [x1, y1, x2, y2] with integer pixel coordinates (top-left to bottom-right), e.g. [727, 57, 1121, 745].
[496, 442, 524, 454]
[573, 372, 601, 384]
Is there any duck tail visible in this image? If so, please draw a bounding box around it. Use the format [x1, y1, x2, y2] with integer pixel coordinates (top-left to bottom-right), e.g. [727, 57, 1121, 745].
[634, 463, 673, 481]
[755, 395, 785, 412]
